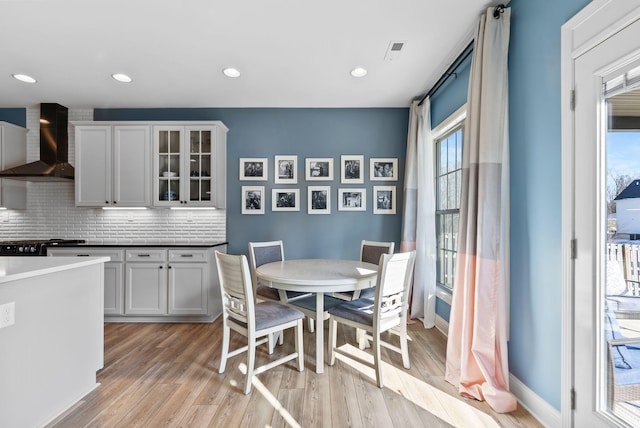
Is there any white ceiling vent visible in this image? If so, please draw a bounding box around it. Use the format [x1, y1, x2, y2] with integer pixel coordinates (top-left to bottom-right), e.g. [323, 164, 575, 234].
[384, 40, 406, 61]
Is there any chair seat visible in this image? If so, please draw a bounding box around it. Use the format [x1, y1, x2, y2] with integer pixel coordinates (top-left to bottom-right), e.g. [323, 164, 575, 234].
[230, 301, 304, 331]
[328, 298, 375, 326]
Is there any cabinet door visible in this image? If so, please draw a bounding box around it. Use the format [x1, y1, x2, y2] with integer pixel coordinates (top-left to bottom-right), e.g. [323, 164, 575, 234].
[0, 123, 27, 209]
[184, 126, 215, 207]
[125, 262, 167, 315]
[113, 126, 151, 207]
[104, 262, 124, 315]
[153, 126, 184, 207]
[75, 126, 112, 207]
[168, 263, 208, 315]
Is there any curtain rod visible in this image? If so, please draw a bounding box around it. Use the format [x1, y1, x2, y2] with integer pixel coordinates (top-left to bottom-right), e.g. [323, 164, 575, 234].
[417, 41, 474, 106]
[417, 4, 505, 106]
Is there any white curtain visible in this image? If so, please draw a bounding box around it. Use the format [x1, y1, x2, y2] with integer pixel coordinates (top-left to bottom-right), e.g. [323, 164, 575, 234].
[444, 6, 516, 413]
[401, 98, 436, 328]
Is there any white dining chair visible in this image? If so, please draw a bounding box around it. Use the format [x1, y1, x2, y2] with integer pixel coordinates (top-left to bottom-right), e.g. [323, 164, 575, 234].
[333, 240, 395, 301]
[215, 251, 305, 394]
[328, 250, 416, 388]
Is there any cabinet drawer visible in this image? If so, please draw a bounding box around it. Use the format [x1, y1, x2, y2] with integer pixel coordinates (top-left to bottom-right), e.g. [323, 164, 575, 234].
[48, 248, 124, 262]
[126, 249, 167, 262]
[168, 249, 208, 263]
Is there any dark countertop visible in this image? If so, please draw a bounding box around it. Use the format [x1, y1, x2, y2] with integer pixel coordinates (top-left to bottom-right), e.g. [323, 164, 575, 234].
[54, 242, 228, 248]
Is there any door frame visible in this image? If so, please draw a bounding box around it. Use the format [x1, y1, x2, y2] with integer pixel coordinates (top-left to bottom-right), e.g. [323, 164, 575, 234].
[561, 1, 640, 426]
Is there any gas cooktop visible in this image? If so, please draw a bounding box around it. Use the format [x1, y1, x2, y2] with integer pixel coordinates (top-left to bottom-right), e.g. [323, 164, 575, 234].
[0, 239, 86, 256]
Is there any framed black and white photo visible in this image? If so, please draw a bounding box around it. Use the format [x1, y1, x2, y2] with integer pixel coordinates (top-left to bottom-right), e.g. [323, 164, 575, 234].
[272, 188, 300, 211]
[242, 186, 265, 214]
[239, 158, 268, 181]
[373, 186, 396, 214]
[274, 155, 297, 184]
[308, 186, 330, 214]
[370, 158, 398, 181]
[338, 188, 366, 211]
[305, 158, 334, 181]
[341, 155, 364, 184]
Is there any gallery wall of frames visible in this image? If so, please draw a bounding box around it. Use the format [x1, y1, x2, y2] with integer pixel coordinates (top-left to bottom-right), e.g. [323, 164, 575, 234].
[239, 155, 398, 215]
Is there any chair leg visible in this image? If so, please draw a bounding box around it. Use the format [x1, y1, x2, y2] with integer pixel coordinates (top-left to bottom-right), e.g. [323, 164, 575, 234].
[400, 320, 410, 369]
[245, 335, 256, 395]
[278, 330, 284, 345]
[295, 319, 305, 372]
[219, 324, 230, 374]
[372, 332, 383, 388]
[328, 318, 337, 366]
[268, 332, 276, 355]
[308, 317, 315, 333]
[357, 328, 369, 349]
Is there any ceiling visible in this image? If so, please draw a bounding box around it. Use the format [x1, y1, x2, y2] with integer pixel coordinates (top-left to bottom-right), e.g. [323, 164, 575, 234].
[0, 0, 495, 109]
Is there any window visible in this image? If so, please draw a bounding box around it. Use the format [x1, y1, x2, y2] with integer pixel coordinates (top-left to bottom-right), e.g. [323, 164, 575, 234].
[434, 107, 465, 290]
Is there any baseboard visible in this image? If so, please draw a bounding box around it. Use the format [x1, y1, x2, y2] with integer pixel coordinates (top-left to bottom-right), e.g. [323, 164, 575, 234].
[433, 314, 559, 427]
[509, 375, 561, 427]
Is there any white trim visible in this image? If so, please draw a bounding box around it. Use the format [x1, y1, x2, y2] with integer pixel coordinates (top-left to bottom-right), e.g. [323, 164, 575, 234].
[436, 285, 452, 305]
[561, 2, 640, 426]
[434, 313, 449, 337]
[431, 104, 467, 139]
[510, 374, 561, 428]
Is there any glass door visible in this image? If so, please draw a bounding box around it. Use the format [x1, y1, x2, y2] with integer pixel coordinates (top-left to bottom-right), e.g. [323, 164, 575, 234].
[156, 127, 183, 206]
[185, 127, 214, 206]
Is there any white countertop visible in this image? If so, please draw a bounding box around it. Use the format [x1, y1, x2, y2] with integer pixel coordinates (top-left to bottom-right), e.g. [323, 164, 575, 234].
[0, 256, 110, 284]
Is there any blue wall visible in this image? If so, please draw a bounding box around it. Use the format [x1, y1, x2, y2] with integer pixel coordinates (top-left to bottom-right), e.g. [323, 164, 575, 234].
[95, 108, 408, 258]
[0, 108, 26, 128]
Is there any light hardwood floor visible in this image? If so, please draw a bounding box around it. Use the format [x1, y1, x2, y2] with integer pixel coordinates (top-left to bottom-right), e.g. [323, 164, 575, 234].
[48, 319, 543, 428]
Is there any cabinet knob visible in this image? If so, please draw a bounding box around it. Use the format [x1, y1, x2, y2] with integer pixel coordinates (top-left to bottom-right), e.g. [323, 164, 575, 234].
[113, 201, 117, 204]
[168, 265, 172, 269]
[105, 201, 109, 204]
[159, 265, 163, 269]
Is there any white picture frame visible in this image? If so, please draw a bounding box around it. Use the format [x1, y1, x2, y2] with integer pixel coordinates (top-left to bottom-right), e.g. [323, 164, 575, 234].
[373, 186, 396, 214]
[274, 155, 297, 184]
[370, 158, 398, 181]
[305, 158, 334, 181]
[242, 186, 265, 214]
[308, 186, 330, 214]
[338, 188, 366, 211]
[239, 158, 268, 181]
[341, 155, 364, 184]
[272, 188, 300, 211]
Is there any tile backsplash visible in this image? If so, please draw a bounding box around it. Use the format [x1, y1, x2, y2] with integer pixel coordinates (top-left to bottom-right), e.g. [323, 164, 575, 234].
[0, 107, 226, 244]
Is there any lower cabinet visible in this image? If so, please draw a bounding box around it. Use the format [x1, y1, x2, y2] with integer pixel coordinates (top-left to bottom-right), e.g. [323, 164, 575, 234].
[48, 245, 225, 321]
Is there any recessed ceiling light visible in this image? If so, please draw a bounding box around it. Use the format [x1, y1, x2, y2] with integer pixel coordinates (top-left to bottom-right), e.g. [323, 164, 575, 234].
[112, 73, 132, 83]
[223, 68, 241, 78]
[350, 67, 368, 78]
[12, 74, 37, 83]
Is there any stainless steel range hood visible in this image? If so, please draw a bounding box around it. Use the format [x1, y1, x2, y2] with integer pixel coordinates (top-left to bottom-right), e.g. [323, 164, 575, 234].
[0, 103, 74, 181]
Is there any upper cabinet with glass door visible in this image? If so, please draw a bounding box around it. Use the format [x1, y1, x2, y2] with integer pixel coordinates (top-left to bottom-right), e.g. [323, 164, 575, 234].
[153, 122, 227, 208]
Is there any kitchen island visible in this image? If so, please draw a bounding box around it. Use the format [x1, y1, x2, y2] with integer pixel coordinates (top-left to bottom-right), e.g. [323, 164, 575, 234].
[0, 256, 108, 428]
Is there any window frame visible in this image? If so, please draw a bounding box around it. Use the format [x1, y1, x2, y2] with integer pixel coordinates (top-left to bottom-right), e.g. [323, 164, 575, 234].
[432, 105, 466, 302]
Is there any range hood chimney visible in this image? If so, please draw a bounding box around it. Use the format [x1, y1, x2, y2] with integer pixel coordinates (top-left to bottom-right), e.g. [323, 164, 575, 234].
[0, 103, 74, 181]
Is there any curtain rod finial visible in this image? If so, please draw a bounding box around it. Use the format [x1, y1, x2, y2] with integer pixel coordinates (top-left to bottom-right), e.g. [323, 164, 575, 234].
[493, 4, 505, 19]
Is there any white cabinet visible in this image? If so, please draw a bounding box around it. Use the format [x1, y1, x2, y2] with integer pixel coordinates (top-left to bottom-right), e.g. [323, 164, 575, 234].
[49, 245, 224, 321]
[153, 123, 227, 208]
[125, 249, 168, 315]
[0, 122, 27, 209]
[47, 247, 125, 315]
[75, 125, 151, 207]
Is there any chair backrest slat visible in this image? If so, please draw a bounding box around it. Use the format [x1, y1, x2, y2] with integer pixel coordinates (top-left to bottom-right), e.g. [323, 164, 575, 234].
[216, 251, 255, 328]
[374, 251, 416, 322]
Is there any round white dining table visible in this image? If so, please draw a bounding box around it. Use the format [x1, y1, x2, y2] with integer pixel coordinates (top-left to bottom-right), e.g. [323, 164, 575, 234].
[255, 259, 378, 373]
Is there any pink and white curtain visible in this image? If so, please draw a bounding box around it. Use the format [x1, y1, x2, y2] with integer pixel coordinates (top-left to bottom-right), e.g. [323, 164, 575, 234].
[444, 6, 516, 413]
[401, 98, 436, 328]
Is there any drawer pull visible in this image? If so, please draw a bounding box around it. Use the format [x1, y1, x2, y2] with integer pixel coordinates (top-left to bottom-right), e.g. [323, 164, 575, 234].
[77, 254, 91, 257]
[180, 254, 194, 258]
[138, 254, 151, 257]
